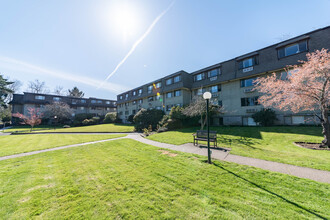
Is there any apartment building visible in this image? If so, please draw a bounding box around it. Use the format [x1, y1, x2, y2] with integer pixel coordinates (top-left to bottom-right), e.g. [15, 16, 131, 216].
[11, 92, 116, 117]
[117, 26, 330, 125]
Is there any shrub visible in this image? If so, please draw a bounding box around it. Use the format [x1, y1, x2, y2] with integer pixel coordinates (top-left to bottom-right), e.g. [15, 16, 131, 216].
[127, 114, 135, 123]
[252, 108, 277, 126]
[74, 113, 94, 126]
[103, 112, 117, 123]
[133, 108, 164, 131]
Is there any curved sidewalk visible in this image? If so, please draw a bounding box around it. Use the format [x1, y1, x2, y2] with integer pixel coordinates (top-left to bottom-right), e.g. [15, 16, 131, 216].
[0, 133, 329, 184]
[126, 134, 330, 184]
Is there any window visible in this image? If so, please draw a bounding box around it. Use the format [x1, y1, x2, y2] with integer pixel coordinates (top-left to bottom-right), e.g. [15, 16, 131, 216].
[167, 92, 172, 98]
[81, 100, 86, 103]
[125, 102, 129, 106]
[241, 97, 259, 106]
[133, 91, 136, 96]
[195, 88, 203, 95]
[148, 85, 153, 93]
[156, 82, 161, 88]
[120, 95, 123, 100]
[138, 89, 142, 94]
[35, 95, 45, 100]
[138, 99, 143, 104]
[241, 77, 257, 87]
[155, 95, 161, 100]
[174, 75, 181, 83]
[133, 100, 137, 105]
[156, 106, 161, 110]
[80, 107, 85, 110]
[132, 110, 136, 114]
[210, 85, 221, 93]
[125, 111, 129, 115]
[194, 73, 205, 81]
[218, 100, 222, 107]
[106, 101, 111, 104]
[174, 90, 181, 97]
[148, 96, 154, 102]
[125, 94, 128, 99]
[239, 56, 258, 69]
[208, 69, 220, 78]
[278, 40, 307, 58]
[119, 111, 123, 115]
[97, 100, 102, 104]
[72, 99, 78, 104]
[166, 78, 173, 85]
[91, 100, 97, 104]
[53, 97, 61, 101]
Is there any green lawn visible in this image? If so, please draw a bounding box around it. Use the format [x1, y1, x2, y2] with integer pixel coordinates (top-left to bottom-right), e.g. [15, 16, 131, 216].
[2, 123, 134, 133]
[0, 139, 328, 219]
[147, 126, 330, 171]
[0, 134, 125, 157]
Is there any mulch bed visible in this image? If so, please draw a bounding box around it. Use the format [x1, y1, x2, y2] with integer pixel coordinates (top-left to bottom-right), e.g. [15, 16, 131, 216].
[294, 142, 330, 151]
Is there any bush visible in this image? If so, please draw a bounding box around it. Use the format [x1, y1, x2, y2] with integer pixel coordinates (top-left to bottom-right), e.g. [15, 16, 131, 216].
[133, 108, 164, 131]
[127, 114, 135, 123]
[74, 113, 94, 126]
[252, 108, 277, 126]
[103, 112, 117, 124]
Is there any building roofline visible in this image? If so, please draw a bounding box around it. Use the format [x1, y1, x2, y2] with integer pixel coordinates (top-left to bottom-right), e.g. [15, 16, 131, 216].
[190, 25, 330, 75]
[21, 92, 116, 101]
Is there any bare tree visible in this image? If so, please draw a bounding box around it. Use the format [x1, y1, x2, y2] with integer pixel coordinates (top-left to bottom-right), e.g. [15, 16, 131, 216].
[43, 102, 73, 123]
[5, 79, 22, 103]
[182, 97, 222, 130]
[28, 79, 47, 94]
[53, 86, 64, 96]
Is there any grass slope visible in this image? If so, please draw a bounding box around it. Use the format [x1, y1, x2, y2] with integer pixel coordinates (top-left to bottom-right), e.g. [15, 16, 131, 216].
[147, 126, 330, 171]
[0, 134, 125, 157]
[0, 139, 328, 219]
[3, 124, 134, 133]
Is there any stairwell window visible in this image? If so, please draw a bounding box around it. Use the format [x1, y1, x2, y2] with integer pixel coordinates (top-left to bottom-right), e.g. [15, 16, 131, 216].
[278, 40, 308, 58]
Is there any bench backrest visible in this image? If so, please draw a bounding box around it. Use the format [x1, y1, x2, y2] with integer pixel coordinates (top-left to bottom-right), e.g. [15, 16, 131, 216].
[196, 130, 217, 139]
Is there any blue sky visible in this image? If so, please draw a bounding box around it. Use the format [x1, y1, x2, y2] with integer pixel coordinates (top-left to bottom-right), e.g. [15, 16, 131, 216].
[0, 0, 329, 100]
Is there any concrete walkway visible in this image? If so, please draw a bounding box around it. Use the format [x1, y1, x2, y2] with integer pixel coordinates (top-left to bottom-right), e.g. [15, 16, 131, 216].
[126, 134, 330, 184]
[1, 132, 329, 184]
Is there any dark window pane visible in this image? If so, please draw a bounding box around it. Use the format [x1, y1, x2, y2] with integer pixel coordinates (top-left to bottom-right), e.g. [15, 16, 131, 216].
[299, 41, 307, 52]
[278, 48, 285, 58]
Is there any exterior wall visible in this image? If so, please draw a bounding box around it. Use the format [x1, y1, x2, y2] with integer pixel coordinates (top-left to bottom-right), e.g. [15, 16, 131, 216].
[11, 93, 116, 119]
[116, 26, 330, 125]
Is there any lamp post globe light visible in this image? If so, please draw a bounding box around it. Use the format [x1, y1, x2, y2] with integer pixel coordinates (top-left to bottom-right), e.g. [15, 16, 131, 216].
[203, 92, 212, 164]
[54, 115, 57, 130]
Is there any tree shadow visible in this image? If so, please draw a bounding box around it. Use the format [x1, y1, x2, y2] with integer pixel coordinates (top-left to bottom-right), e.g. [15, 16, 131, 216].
[212, 163, 327, 219]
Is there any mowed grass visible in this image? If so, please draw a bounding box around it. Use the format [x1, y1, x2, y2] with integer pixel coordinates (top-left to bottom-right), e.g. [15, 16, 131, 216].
[3, 123, 134, 133]
[0, 134, 125, 157]
[147, 126, 330, 171]
[0, 139, 328, 219]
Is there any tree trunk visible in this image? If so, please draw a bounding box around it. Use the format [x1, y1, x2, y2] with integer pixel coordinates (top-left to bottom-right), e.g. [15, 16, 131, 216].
[320, 108, 330, 148]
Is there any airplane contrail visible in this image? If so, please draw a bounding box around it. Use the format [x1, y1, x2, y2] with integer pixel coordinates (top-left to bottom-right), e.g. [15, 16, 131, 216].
[0, 56, 129, 93]
[98, 0, 176, 89]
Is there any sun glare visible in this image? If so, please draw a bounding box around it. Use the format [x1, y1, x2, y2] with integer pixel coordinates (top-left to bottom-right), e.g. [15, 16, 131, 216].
[111, 3, 141, 39]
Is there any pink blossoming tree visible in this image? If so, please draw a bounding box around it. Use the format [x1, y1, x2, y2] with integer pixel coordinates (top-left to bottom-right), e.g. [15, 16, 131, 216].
[12, 107, 43, 132]
[255, 49, 330, 148]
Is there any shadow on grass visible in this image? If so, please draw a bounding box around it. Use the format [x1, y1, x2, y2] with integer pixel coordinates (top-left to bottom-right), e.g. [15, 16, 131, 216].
[176, 126, 322, 141]
[212, 162, 327, 219]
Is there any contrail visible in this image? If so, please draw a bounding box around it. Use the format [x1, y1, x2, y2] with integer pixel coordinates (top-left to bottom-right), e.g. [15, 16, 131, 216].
[98, 0, 176, 89]
[0, 56, 129, 93]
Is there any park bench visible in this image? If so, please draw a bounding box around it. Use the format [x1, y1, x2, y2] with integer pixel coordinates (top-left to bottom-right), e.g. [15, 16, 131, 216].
[193, 130, 217, 147]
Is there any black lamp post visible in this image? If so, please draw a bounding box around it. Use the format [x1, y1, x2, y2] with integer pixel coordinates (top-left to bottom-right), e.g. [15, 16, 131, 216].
[54, 115, 57, 130]
[203, 91, 212, 164]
